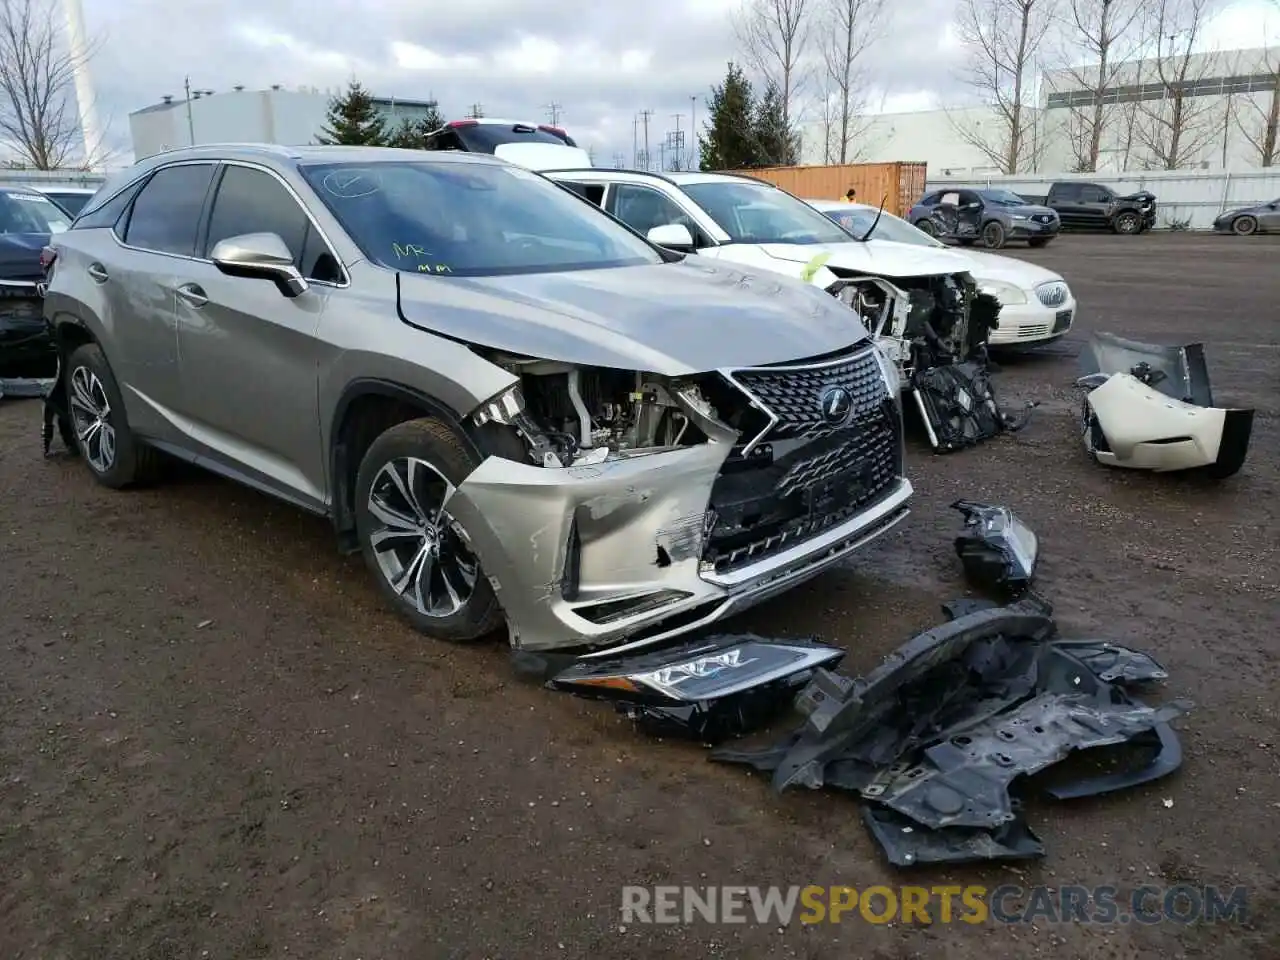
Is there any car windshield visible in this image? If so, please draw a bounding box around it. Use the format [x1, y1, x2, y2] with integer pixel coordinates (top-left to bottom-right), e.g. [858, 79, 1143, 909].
[298, 159, 662, 277]
[979, 190, 1029, 206]
[819, 206, 941, 247]
[682, 181, 852, 245]
[0, 190, 72, 234]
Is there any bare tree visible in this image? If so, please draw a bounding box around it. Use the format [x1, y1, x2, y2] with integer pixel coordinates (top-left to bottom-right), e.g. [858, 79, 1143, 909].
[1133, 0, 1219, 169]
[951, 0, 1057, 174]
[1053, 0, 1147, 171]
[734, 0, 811, 134]
[0, 0, 105, 169]
[1235, 46, 1279, 166]
[818, 0, 888, 163]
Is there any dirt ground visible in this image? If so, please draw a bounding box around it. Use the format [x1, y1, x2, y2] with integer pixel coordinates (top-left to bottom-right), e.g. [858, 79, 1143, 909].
[2, 232, 1278, 960]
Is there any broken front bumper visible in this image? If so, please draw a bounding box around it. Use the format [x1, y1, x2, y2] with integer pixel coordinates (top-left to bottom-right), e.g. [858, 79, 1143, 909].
[446, 443, 913, 654]
[1078, 332, 1254, 476]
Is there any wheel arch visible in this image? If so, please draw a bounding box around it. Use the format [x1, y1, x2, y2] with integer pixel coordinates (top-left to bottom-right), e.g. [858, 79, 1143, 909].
[328, 379, 482, 553]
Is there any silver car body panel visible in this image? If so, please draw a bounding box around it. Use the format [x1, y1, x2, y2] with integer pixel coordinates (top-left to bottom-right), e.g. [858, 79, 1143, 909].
[46, 143, 913, 653]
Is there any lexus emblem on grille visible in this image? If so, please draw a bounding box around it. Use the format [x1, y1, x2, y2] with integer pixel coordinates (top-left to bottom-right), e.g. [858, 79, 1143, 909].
[819, 386, 854, 425]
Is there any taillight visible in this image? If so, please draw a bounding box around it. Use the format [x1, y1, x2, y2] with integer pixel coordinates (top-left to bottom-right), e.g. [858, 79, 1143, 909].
[40, 245, 57, 273]
[448, 119, 478, 128]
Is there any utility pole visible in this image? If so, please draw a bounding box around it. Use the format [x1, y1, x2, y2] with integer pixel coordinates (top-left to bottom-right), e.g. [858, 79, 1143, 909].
[546, 102, 562, 126]
[672, 114, 683, 169]
[659, 141, 667, 171]
[690, 96, 697, 170]
[640, 108, 653, 172]
[184, 76, 196, 145]
[632, 114, 639, 167]
[469, 103, 484, 118]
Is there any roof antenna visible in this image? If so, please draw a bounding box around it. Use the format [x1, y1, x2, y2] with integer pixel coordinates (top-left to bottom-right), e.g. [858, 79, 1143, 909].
[859, 194, 888, 242]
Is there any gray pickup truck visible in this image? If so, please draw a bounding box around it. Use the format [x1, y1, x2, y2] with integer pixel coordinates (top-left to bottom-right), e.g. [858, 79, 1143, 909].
[1018, 182, 1157, 234]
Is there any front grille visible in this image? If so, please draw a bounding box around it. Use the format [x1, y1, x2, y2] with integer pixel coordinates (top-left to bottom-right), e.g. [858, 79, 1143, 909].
[703, 406, 901, 573]
[727, 345, 886, 447]
[1017, 323, 1052, 339]
[702, 347, 903, 575]
[1036, 282, 1069, 307]
[1032, 214, 1056, 224]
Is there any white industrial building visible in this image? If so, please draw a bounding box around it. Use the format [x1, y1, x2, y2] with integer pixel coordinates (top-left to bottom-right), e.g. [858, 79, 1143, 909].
[800, 45, 1279, 177]
[128, 87, 442, 160]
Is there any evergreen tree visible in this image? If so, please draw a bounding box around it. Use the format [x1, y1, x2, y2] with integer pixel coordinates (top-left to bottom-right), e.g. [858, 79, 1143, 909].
[752, 81, 800, 167]
[698, 62, 758, 171]
[316, 80, 389, 146]
[385, 104, 446, 149]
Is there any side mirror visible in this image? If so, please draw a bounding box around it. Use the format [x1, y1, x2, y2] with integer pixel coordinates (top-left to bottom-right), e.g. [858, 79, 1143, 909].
[646, 223, 696, 252]
[210, 232, 308, 298]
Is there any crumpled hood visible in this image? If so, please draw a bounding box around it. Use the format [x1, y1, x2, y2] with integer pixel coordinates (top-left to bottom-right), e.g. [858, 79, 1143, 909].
[396, 256, 870, 375]
[954, 249, 1065, 287]
[755, 240, 974, 279]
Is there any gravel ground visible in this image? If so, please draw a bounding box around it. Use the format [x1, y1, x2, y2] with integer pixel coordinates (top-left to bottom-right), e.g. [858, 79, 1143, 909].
[2, 232, 1277, 960]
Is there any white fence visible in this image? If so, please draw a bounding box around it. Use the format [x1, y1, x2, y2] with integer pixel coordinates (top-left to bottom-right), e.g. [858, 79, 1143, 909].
[924, 168, 1280, 230]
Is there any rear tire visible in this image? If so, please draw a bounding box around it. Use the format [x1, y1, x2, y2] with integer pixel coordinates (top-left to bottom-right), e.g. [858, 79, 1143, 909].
[65, 343, 159, 488]
[1232, 215, 1258, 236]
[354, 417, 504, 643]
[915, 219, 938, 237]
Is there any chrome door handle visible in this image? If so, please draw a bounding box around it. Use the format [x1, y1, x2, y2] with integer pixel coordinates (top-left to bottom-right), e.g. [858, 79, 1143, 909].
[87, 262, 108, 282]
[175, 283, 208, 307]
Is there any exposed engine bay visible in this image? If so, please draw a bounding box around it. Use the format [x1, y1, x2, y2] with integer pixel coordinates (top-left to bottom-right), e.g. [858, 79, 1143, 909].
[825, 271, 999, 377]
[823, 270, 1022, 452]
[473, 344, 906, 578]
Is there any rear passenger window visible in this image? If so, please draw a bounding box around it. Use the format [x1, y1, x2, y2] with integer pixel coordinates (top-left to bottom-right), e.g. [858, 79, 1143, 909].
[123, 163, 217, 256]
[72, 182, 142, 232]
[204, 165, 342, 283]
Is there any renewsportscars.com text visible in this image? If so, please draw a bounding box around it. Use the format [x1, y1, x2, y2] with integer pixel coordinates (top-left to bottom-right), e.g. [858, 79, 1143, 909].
[621, 884, 1248, 926]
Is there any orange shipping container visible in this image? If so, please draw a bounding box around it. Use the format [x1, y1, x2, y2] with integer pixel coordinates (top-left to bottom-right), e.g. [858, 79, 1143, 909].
[723, 162, 928, 218]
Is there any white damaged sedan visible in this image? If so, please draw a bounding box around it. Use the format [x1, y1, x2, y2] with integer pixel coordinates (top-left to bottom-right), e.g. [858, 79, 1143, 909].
[807, 199, 1077, 348]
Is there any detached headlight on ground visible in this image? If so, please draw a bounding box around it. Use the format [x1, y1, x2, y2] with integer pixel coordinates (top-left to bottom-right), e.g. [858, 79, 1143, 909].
[979, 280, 1028, 305]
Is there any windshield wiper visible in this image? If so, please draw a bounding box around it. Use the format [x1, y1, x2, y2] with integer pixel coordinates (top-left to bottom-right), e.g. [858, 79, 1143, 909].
[858, 194, 888, 242]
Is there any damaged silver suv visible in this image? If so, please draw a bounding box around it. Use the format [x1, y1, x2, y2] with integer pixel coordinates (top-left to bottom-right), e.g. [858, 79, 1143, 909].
[42, 144, 912, 655]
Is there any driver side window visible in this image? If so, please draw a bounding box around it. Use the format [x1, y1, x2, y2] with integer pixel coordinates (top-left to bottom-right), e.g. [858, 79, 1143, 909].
[204, 165, 343, 283]
[606, 184, 702, 244]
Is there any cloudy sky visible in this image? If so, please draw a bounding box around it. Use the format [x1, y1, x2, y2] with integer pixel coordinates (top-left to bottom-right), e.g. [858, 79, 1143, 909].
[78, 0, 1280, 165]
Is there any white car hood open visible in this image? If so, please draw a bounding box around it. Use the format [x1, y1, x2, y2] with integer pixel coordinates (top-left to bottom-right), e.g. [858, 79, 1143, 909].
[757, 240, 976, 280]
[956, 249, 1064, 287]
[493, 142, 593, 171]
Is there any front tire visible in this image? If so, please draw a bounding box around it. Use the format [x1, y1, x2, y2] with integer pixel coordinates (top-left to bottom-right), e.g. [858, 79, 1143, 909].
[65, 343, 159, 488]
[1233, 215, 1258, 236]
[354, 417, 504, 642]
[982, 220, 1007, 249]
[1113, 211, 1140, 234]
